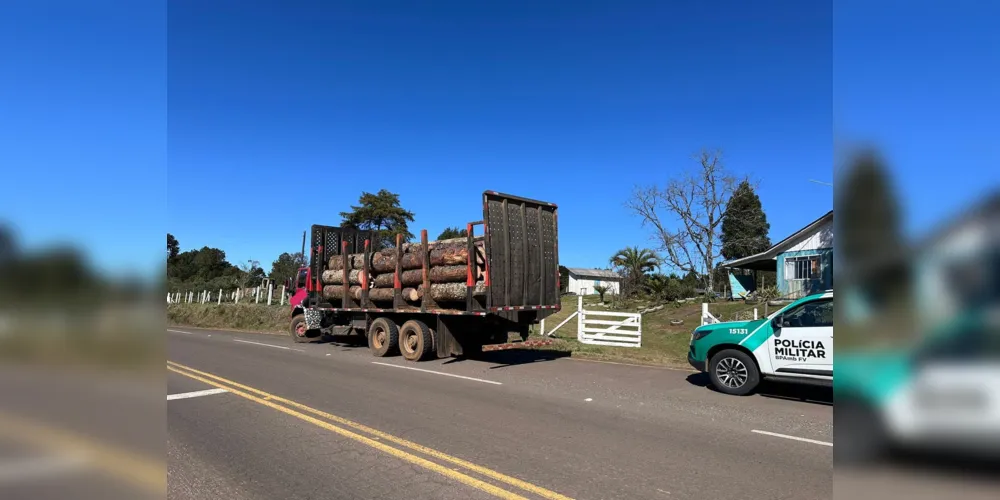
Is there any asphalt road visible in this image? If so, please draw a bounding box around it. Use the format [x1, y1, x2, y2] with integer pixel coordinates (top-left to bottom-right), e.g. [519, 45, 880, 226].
[167, 327, 833, 500]
[0, 364, 164, 500]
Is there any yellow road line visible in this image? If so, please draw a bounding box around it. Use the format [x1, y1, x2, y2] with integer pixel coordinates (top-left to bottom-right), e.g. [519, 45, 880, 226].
[169, 360, 573, 500]
[168, 360, 573, 500]
[167, 365, 529, 500]
[0, 412, 165, 493]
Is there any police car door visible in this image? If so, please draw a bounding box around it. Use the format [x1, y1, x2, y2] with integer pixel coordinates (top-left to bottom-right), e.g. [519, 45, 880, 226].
[768, 298, 833, 377]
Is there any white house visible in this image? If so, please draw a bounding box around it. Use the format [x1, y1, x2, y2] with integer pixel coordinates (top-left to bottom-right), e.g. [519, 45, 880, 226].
[566, 268, 623, 295]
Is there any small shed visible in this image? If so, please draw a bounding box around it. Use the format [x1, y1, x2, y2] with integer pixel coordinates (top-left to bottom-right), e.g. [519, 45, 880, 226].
[565, 268, 623, 296]
[722, 210, 834, 299]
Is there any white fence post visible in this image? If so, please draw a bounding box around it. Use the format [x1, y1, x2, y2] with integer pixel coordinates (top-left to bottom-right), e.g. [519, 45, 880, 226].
[280, 285, 286, 305]
[754, 308, 758, 320]
[267, 283, 273, 305]
[701, 303, 721, 326]
[576, 295, 584, 338]
[235, 289, 240, 304]
[255, 286, 260, 304]
[218, 289, 222, 305]
[539, 318, 545, 336]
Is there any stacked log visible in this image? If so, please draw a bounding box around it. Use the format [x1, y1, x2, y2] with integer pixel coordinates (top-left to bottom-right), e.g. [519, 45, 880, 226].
[327, 254, 369, 270]
[320, 236, 489, 305]
[371, 242, 485, 273]
[321, 269, 369, 286]
[381, 236, 484, 255]
[322, 285, 362, 300]
[419, 282, 487, 302]
[371, 265, 481, 288]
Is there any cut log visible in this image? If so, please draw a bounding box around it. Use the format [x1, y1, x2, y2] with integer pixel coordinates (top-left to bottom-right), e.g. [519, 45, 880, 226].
[321, 269, 369, 286]
[327, 254, 369, 270]
[370, 252, 421, 273]
[322, 285, 362, 299]
[374, 265, 471, 287]
[372, 244, 484, 273]
[402, 287, 419, 302]
[364, 287, 396, 302]
[390, 236, 485, 254]
[418, 282, 487, 302]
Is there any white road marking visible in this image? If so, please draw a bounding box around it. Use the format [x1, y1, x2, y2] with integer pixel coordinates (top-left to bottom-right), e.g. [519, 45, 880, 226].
[751, 429, 832, 447]
[584, 398, 593, 402]
[0, 454, 88, 483]
[167, 388, 228, 401]
[371, 362, 503, 385]
[167, 329, 194, 335]
[233, 339, 304, 351]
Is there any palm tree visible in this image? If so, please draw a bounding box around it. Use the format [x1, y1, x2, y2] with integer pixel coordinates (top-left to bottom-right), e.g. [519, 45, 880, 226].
[593, 284, 610, 303]
[609, 247, 660, 297]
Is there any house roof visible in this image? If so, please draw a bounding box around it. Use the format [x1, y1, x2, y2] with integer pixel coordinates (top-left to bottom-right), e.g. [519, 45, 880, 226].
[566, 267, 622, 279]
[721, 210, 833, 270]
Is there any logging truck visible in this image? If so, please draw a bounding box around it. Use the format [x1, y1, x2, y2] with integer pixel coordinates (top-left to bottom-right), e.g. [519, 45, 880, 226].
[284, 191, 561, 361]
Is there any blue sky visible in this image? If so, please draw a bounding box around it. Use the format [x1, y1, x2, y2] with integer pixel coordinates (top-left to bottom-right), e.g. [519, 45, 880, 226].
[1, 1, 996, 278]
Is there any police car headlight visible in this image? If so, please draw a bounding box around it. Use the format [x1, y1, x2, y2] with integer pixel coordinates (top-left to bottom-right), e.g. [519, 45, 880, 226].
[691, 329, 711, 341]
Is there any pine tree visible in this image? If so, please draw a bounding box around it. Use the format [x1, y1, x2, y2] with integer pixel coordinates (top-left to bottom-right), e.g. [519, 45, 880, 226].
[720, 180, 772, 261]
[835, 149, 902, 275]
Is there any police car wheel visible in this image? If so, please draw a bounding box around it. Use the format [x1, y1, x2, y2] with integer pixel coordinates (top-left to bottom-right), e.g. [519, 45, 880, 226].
[708, 349, 759, 396]
[834, 400, 886, 465]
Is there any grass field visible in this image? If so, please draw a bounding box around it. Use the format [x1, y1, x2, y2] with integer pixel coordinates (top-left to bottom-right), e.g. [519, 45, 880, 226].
[526, 295, 759, 368]
[167, 295, 765, 369]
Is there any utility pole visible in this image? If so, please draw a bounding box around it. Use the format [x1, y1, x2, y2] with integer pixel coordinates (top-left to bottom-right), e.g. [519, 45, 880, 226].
[301, 230, 306, 258]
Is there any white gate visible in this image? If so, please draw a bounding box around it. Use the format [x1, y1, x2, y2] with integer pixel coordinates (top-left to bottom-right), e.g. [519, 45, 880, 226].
[576, 296, 642, 348]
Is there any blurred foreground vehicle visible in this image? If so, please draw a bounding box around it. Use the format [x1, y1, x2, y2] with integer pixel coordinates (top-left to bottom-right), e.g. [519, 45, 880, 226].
[835, 194, 1000, 464]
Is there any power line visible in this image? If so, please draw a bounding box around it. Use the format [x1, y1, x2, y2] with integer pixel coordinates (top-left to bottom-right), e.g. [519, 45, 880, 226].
[809, 179, 833, 186]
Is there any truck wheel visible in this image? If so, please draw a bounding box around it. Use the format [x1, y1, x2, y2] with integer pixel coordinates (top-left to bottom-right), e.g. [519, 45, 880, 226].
[399, 319, 434, 362]
[368, 317, 399, 357]
[708, 349, 759, 396]
[290, 314, 320, 343]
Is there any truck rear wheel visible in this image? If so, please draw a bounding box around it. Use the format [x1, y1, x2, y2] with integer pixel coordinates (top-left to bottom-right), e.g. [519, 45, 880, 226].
[708, 349, 759, 396]
[290, 314, 320, 343]
[368, 317, 399, 357]
[399, 319, 434, 362]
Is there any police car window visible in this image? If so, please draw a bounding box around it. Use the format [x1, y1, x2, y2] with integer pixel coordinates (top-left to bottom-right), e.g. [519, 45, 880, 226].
[782, 299, 833, 328]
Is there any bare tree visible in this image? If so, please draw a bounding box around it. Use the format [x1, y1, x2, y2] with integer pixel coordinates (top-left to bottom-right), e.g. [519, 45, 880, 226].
[626, 150, 739, 293]
[235, 259, 261, 291]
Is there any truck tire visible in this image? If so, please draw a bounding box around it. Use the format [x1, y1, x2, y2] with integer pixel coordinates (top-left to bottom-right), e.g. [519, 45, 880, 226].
[399, 319, 434, 362]
[368, 317, 399, 357]
[290, 314, 320, 343]
[708, 349, 759, 396]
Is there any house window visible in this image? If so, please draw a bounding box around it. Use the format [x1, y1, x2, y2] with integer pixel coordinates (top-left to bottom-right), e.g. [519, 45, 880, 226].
[785, 255, 821, 281]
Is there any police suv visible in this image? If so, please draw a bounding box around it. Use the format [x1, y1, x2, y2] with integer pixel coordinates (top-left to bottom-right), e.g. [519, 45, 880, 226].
[688, 291, 833, 395]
